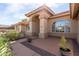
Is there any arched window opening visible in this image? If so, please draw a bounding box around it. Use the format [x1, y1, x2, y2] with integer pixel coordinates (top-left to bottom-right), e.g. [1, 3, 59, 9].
[52, 20, 70, 32]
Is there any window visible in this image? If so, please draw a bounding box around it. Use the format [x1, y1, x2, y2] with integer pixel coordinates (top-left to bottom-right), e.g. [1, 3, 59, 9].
[52, 20, 70, 32]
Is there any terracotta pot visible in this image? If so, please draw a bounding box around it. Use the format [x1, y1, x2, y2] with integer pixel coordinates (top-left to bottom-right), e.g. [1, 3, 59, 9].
[27, 38, 32, 43]
[60, 48, 71, 56]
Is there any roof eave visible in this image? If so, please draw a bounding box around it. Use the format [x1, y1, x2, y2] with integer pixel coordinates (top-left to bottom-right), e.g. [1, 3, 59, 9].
[25, 5, 55, 17]
[49, 11, 70, 19]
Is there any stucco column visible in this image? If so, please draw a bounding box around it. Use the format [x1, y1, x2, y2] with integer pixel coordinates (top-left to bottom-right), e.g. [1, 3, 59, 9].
[14, 25, 17, 31]
[39, 15, 48, 38]
[77, 14, 79, 44]
[70, 19, 77, 39]
[19, 25, 22, 32]
[28, 17, 33, 36]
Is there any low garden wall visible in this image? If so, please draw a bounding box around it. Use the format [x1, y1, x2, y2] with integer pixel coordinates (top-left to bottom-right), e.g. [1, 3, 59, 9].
[48, 32, 77, 39]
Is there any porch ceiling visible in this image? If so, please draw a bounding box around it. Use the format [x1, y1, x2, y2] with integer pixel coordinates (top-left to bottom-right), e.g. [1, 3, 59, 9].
[70, 3, 79, 19]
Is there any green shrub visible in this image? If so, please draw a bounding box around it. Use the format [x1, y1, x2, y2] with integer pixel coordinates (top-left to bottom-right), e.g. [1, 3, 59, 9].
[6, 30, 20, 41]
[0, 36, 12, 56]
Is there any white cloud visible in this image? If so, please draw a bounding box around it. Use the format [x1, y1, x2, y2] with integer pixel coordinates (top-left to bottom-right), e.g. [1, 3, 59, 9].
[1, 0, 78, 3]
[5, 3, 27, 13]
[3, 3, 63, 15]
[4, 3, 63, 14]
[45, 3, 65, 8]
[0, 3, 28, 24]
[13, 13, 26, 19]
[0, 3, 69, 25]
[0, 16, 7, 20]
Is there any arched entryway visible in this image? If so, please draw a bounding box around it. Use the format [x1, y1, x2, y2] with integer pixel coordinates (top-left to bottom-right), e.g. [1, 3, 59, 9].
[32, 15, 40, 36]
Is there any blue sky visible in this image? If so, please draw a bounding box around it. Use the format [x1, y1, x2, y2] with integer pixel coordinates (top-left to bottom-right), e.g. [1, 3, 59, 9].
[0, 3, 69, 25]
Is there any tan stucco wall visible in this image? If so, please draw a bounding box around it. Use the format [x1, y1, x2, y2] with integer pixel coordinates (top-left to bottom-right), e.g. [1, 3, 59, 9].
[48, 14, 77, 39]
[27, 13, 77, 39]
[26, 16, 40, 36]
[27, 9, 52, 38]
[77, 13, 79, 44]
[38, 10, 51, 38]
[15, 25, 21, 32]
[15, 24, 27, 33]
[26, 7, 78, 39]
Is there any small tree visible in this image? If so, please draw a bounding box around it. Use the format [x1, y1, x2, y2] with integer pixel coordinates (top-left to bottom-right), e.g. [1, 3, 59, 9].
[60, 35, 71, 52]
[60, 36, 71, 56]
[6, 30, 20, 41]
[60, 36, 67, 49]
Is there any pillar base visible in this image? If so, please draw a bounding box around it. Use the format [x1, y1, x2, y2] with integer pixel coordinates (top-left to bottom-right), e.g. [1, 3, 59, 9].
[77, 33, 79, 44]
[39, 33, 48, 39]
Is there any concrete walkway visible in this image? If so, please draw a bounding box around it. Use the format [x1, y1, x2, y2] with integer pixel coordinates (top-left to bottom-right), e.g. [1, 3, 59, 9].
[11, 39, 40, 56]
[21, 41, 55, 56]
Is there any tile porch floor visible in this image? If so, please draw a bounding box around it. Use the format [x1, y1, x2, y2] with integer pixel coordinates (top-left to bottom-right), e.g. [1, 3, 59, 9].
[11, 37, 75, 56]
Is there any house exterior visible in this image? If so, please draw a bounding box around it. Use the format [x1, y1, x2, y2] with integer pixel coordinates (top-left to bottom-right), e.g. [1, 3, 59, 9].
[70, 3, 79, 44]
[12, 21, 29, 33]
[25, 3, 78, 41]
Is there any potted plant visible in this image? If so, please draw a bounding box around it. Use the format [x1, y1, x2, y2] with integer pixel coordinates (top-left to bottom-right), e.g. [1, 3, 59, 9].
[27, 37, 32, 43]
[26, 35, 32, 43]
[59, 36, 71, 56]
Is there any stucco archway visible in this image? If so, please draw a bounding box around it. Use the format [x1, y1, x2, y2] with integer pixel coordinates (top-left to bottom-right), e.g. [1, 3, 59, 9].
[31, 15, 40, 36]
